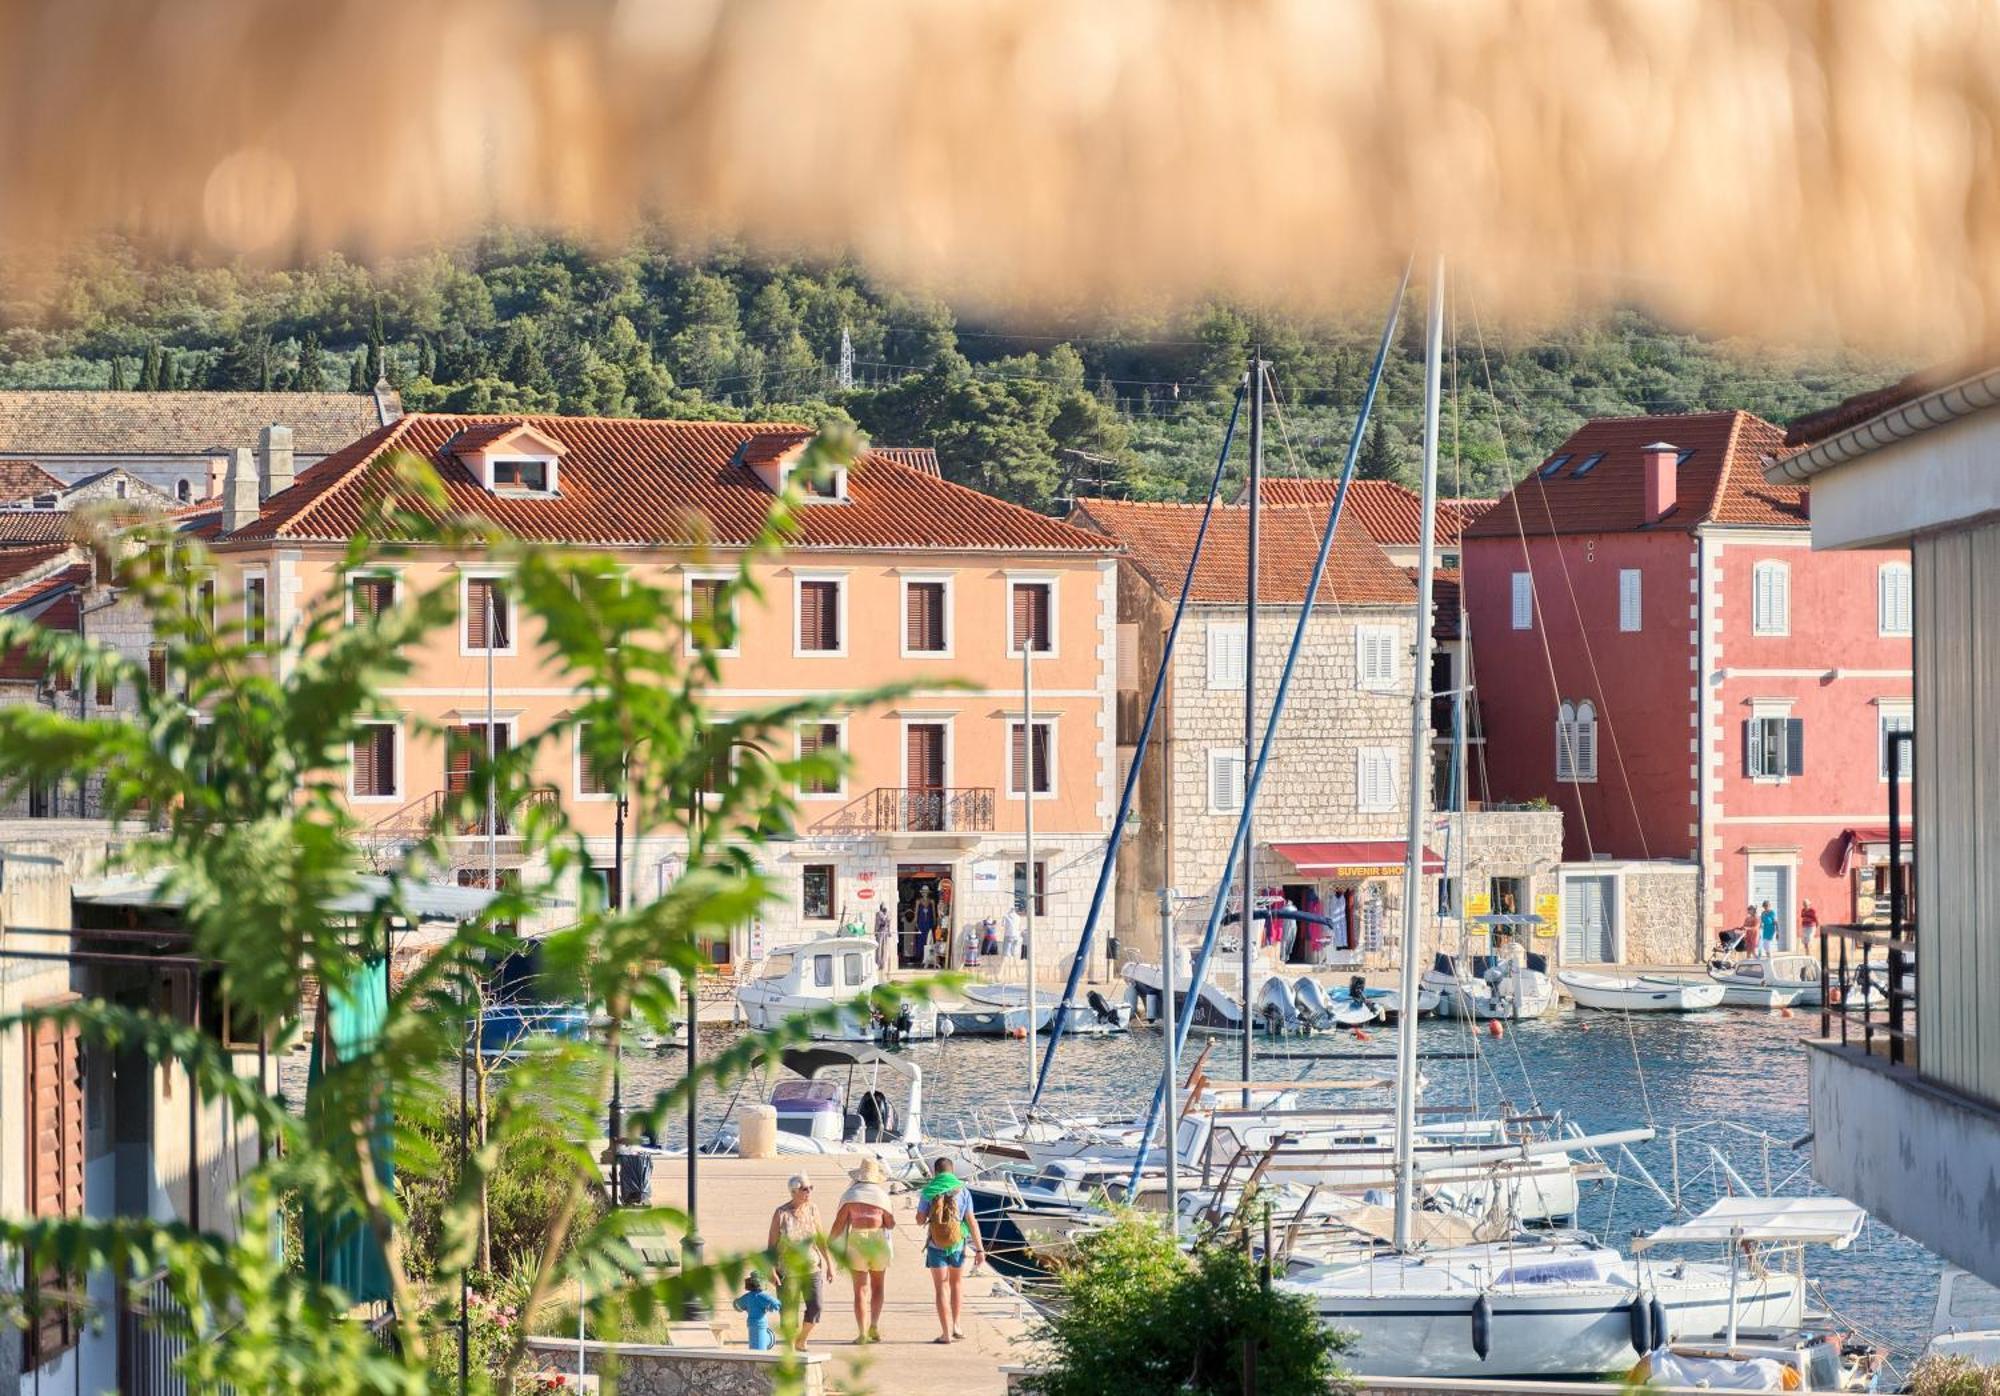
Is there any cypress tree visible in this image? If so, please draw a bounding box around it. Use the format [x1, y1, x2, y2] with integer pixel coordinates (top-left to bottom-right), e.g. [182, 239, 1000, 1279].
[257, 341, 272, 391]
[297, 332, 325, 392]
[138, 344, 161, 392]
[349, 349, 369, 393]
[108, 357, 127, 391]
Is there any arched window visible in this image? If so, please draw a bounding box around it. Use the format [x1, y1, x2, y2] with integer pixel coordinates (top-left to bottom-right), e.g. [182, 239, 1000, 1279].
[175, 478, 192, 504]
[1752, 560, 1790, 636]
[1556, 700, 1599, 782]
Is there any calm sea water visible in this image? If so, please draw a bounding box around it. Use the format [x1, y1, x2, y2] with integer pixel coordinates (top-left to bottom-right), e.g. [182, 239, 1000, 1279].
[618, 1004, 1945, 1366]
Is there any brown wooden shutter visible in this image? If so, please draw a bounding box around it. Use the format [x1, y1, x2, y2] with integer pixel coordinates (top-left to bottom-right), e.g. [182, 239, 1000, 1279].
[147, 646, 167, 692]
[908, 724, 944, 789]
[446, 725, 476, 797]
[907, 582, 944, 651]
[465, 579, 487, 646]
[1012, 723, 1050, 793]
[800, 722, 838, 794]
[24, 1011, 82, 1367]
[1013, 583, 1049, 651]
[800, 580, 838, 651]
[352, 729, 378, 795]
[352, 576, 391, 620]
[691, 577, 717, 624]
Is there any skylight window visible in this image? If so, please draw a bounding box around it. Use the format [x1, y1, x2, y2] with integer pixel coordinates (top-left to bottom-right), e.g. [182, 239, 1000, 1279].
[1570, 452, 1604, 477]
[1676, 448, 1697, 466]
[1537, 454, 1573, 479]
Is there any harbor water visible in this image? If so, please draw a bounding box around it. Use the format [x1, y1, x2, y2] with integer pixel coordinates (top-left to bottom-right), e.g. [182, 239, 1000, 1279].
[618, 1003, 1945, 1369]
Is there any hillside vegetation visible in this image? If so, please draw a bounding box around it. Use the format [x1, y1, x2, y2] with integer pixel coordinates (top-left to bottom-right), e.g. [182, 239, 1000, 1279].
[0, 232, 1901, 509]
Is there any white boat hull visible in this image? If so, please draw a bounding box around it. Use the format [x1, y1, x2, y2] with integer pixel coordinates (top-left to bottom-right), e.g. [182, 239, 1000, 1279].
[1293, 1264, 1803, 1379]
[1558, 972, 1726, 1013]
[1427, 970, 1557, 1021]
[737, 991, 944, 1040]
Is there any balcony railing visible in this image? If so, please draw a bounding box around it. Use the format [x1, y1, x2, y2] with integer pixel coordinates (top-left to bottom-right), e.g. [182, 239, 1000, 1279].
[1819, 922, 1917, 1068]
[810, 786, 996, 835]
[367, 786, 561, 841]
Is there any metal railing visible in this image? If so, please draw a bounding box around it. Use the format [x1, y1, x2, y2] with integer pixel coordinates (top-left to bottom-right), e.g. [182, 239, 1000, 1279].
[1820, 728, 1916, 1066]
[118, 1269, 196, 1396]
[809, 786, 996, 834]
[367, 786, 560, 840]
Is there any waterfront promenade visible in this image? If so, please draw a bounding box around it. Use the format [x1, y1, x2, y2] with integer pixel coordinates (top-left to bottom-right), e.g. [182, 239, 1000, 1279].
[654, 1154, 1032, 1394]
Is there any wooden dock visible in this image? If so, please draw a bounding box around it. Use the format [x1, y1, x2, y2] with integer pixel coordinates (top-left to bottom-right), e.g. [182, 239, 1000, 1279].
[653, 1154, 1035, 1394]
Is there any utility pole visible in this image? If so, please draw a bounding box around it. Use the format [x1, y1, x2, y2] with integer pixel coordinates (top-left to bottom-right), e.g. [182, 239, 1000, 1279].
[1241, 349, 1264, 1109]
[1023, 631, 1037, 1094]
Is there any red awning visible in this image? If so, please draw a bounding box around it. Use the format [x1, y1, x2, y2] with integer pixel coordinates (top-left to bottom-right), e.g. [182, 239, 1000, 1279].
[1837, 826, 1915, 877]
[1269, 840, 1445, 875]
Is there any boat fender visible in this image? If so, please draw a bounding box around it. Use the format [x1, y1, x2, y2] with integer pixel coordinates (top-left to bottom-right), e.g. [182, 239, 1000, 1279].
[1650, 1296, 1669, 1347]
[1629, 1292, 1655, 1354]
[1471, 1293, 1493, 1361]
[1086, 989, 1119, 1025]
[1487, 1020, 1505, 1039]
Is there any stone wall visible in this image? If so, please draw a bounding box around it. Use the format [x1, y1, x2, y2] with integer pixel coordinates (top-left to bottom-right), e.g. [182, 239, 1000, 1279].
[523, 1339, 824, 1396]
[1619, 860, 1702, 964]
[1432, 807, 1567, 965]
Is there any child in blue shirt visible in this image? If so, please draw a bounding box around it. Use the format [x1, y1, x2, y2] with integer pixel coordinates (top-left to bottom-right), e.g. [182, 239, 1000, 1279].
[734, 1271, 782, 1351]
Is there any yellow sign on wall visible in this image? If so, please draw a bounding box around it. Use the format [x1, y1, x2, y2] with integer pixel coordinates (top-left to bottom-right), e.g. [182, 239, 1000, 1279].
[1534, 892, 1560, 936]
[1464, 890, 1492, 919]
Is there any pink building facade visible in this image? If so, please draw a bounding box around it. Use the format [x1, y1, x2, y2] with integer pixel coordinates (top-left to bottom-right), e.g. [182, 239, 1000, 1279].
[1463, 411, 1913, 958]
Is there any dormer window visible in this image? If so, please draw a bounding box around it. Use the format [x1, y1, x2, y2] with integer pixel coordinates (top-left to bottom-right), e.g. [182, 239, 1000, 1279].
[30, 493, 55, 510]
[491, 458, 550, 493]
[785, 460, 847, 503]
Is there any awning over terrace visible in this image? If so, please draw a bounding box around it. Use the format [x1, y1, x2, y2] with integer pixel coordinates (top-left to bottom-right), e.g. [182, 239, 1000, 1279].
[1268, 840, 1445, 876]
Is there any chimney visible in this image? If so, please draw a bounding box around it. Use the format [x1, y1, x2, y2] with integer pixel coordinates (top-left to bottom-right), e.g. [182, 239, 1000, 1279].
[222, 446, 261, 533]
[207, 454, 229, 498]
[260, 424, 295, 499]
[1641, 441, 1679, 522]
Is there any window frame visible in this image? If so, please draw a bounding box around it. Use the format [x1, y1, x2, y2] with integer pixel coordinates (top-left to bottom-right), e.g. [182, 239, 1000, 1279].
[1555, 699, 1599, 783]
[792, 571, 848, 658]
[1355, 746, 1398, 813]
[348, 720, 403, 803]
[1012, 859, 1048, 917]
[243, 568, 269, 646]
[1355, 623, 1400, 691]
[1206, 618, 1247, 691]
[345, 569, 401, 625]
[683, 568, 739, 658]
[899, 573, 954, 659]
[1207, 748, 1246, 814]
[573, 720, 620, 803]
[1511, 571, 1534, 630]
[1878, 562, 1913, 637]
[801, 863, 837, 921]
[1878, 701, 1914, 781]
[459, 570, 518, 657]
[1006, 717, 1058, 799]
[1006, 574, 1060, 658]
[488, 456, 553, 494]
[1618, 568, 1642, 633]
[1744, 705, 1803, 782]
[1751, 560, 1791, 637]
[797, 717, 849, 800]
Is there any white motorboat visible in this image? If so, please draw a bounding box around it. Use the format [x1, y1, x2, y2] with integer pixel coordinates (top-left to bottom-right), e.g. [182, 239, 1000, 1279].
[1255, 974, 1304, 1033]
[1121, 958, 1257, 1034]
[1283, 1234, 1804, 1378]
[1558, 970, 1726, 1013]
[735, 936, 944, 1041]
[1296, 976, 1386, 1030]
[1922, 1265, 2000, 1367]
[964, 983, 1134, 1036]
[706, 1043, 929, 1179]
[1708, 953, 1822, 1008]
[1360, 983, 1441, 1021]
[1426, 952, 1558, 1020]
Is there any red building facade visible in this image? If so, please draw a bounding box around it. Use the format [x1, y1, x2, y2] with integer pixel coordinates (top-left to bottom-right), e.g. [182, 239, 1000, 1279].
[1462, 411, 1913, 957]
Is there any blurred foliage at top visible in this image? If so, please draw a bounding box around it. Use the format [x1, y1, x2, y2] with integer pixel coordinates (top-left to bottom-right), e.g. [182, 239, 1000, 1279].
[0, 229, 1903, 508]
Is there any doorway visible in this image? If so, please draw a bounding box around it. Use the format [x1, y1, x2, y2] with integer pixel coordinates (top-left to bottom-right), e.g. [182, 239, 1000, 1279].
[1750, 862, 1795, 950]
[1562, 873, 1616, 963]
[896, 864, 953, 968]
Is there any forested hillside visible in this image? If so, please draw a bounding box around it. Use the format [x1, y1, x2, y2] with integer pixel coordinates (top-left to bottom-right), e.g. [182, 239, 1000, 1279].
[0, 232, 1901, 509]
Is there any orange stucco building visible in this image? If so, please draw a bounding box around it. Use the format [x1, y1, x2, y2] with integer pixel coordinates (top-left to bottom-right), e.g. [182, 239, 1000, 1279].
[194, 414, 1120, 968]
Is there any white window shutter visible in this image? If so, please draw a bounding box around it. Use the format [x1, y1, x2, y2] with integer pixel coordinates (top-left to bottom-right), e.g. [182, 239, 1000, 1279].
[1774, 565, 1789, 633]
[1619, 569, 1641, 632]
[1577, 704, 1598, 780]
[1512, 572, 1533, 630]
[1208, 621, 1245, 690]
[1210, 751, 1245, 811]
[1879, 565, 1911, 635]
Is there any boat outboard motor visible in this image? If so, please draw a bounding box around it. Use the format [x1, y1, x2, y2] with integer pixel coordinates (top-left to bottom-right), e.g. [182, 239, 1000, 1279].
[1471, 1293, 1494, 1361]
[1292, 976, 1334, 1030]
[1086, 989, 1120, 1025]
[1347, 975, 1369, 1005]
[857, 1089, 897, 1142]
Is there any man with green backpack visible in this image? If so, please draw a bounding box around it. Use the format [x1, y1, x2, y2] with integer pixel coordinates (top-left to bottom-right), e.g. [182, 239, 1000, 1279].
[915, 1157, 986, 1344]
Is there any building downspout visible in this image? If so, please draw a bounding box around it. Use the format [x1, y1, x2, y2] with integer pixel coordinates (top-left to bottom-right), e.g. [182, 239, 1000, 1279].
[1694, 529, 1711, 963]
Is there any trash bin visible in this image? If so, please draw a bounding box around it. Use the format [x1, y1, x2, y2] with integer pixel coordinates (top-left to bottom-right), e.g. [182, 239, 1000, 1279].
[738, 1102, 778, 1158]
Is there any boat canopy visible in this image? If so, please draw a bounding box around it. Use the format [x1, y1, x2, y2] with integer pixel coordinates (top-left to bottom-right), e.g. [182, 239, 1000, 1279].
[74, 869, 510, 921]
[772, 1043, 922, 1084]
[1633, 1196, 1867, 1251]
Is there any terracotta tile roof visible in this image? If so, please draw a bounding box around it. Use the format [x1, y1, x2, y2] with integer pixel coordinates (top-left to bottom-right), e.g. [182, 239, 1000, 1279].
[0, 459, 66, 505]
[218, 414, 1116, 554]
[0, 390, 397, 460]
[0, 559, 88, 683]
[1782, 357, 2000, 447]
[871, 446, 941, 477]
[0, 513, 81, 547]
[1067, 498, 1415, 606]
[1461, 410, 1804, 538]
[1256, 478, 1494, 547]
[0, 546, 76, 594]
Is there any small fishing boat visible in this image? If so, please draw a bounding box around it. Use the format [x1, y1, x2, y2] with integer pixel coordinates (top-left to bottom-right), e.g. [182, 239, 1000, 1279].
[736, 936, 944, 1041]
[1120, 956, 1259, 1034]
[705, 1043, 928, 1178]
[1295, 976, 1384, 1030]
[1922, 1265, 2000, 1366]
[943, 983, 1133, 1037]
[1426, 952, 1558, 1020]
[1558, 970, 1725, 1013]
[477, 944, 589, 1055]
[1361, 983, 1441, 1021]
[1708, 953, 1822, 1008]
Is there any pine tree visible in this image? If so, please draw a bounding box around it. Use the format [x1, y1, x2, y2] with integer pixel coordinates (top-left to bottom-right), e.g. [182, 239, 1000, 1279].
[108, 357, 127, 391]
[349, 349, 369, 393]
[297, 332, 325, 392]
[1358, 413, 1405, 483]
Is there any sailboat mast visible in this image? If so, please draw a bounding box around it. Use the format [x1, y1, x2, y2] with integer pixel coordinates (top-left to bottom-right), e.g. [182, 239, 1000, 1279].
[1393, 257, 1446, 1251]
[1241, 348, 1263, 1107]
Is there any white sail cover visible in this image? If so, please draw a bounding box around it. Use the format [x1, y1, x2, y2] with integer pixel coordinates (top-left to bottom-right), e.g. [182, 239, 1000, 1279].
[1634, 1196, 1867, 1251]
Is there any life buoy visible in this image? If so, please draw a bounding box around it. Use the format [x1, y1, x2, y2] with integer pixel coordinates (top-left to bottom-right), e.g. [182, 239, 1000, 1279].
[1630, 1292, 1656, 1354]
[1471, 1294, 1494, 1361]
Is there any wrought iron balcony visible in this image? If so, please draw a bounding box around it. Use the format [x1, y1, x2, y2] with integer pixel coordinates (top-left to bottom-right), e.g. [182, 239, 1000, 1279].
[809, 786, 996, 835]
[367, 786, 561, 841]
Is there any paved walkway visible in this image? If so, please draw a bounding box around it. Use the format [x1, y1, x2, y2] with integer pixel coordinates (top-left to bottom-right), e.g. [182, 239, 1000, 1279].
[653, 1154, 1034, 1394]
